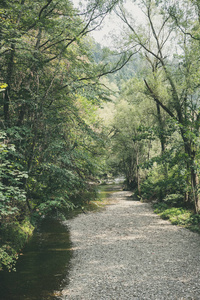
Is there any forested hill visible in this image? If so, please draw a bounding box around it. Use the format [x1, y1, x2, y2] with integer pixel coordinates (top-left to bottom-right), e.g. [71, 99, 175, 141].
[1, 0, 200, 271]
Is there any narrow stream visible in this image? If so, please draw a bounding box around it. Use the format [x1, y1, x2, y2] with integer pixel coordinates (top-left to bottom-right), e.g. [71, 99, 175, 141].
[0, 217, 72, 300]
[0, 184, 121, 300]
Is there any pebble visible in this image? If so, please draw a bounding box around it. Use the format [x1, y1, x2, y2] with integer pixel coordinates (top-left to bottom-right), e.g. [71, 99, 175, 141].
[59, 189, 200, 300]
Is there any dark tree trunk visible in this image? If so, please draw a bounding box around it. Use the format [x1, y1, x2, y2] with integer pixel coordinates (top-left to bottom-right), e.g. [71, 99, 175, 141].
[4, 44, 15, 125]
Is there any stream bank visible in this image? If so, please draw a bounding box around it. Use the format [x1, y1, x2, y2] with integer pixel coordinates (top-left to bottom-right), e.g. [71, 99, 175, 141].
[0, 184, 118, 300]
[0, 216, 72, 300]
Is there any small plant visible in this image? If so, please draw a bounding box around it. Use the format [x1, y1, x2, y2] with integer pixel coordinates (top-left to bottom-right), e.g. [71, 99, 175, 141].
[153, 203, 200, 233]
[0, 245, 17, 272]
[0, 218, 34, 271]
[163, 194, 184, 207]
[153, 202, 169, 214]
[160, 207, 188, 219]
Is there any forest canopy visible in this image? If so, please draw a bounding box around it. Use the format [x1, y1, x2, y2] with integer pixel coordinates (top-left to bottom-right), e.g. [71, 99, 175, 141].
[1, 0, 200, 271]
[0, 0, 123, 271]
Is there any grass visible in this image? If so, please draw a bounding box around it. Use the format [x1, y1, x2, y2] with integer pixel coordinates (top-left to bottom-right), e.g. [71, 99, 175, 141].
[153, 202, 200, 233]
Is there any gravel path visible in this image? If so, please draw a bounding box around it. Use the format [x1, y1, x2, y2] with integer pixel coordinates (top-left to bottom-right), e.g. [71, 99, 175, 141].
[61, 187, 200, 300]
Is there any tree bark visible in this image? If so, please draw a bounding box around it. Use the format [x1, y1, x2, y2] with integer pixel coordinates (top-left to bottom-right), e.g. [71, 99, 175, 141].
[136, 150, 141, 196]
[4, 44, 15, 125]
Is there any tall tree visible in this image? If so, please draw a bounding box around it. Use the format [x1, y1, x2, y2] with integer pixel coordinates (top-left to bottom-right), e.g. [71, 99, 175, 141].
[113, 0, 200, 212]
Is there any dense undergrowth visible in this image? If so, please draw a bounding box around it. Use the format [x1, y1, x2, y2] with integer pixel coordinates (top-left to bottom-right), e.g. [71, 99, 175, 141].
[0, 186, 99, 272]
[138, 168, 200, 233]
[2, 0, 200, 273]
[0, 218, 34, 271]
[153, 202, 200, 233]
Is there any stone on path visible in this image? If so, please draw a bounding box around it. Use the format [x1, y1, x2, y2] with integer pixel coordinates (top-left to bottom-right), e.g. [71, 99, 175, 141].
[60, 189, 200, 300]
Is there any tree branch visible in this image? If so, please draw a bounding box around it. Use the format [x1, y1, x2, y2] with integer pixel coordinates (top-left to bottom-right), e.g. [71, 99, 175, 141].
[144, 79, 177, 120]
[39, 0, 53, 19]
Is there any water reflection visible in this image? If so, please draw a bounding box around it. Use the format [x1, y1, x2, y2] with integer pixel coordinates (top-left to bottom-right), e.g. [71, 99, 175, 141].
[0, 218, 72, 300]
[0, 183, 122, 300]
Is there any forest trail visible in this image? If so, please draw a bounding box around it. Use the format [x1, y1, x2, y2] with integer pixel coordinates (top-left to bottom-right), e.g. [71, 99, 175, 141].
[61, 188, 200, 300]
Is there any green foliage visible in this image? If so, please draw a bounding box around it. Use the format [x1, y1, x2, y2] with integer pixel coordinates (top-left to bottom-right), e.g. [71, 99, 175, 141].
[0, 130, 28, 222]
[109, 0, 200, 213]
[141, 171, 186, 202]
[100, 78, 153, 189]
[0, 218, 34, 271]
[153, 202, 169, 214]
[163, 194, 184, 207]
[0, 0, 114, 272]
[153, 202, 200, 233]
[2, 0, 200, 272]
[1, 221, 32, 251]
[0, 0, 109, 209]
[38, 197, 74, 215]
[159, 207, 189, 221]
[0, 245, 17, 272]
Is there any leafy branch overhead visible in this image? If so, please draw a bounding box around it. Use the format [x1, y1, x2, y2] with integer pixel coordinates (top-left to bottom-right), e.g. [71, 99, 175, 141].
[1, 0, 200, 272]
[0, 0, 126, 271]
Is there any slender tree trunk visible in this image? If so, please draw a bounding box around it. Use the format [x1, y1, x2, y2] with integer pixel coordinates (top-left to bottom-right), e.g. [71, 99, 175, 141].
[4, 44, 15, 125]
[191, 151, 200, 213]
[191, 168, 199, 213]
[136, 153, 141, 196]
[180, 127, 199, 212]
[156, 103, 166, 153]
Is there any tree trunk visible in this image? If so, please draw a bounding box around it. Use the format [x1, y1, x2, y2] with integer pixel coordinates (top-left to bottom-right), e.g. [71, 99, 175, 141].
[191, 168, 199, 213]
[136, 143, 141, 196]
[136, 162, 141, 196]
[4, 44, 15, 125]
[156, 103, 166, 153]
[191, 151, 200, 213]
[181, 130, 199, 213]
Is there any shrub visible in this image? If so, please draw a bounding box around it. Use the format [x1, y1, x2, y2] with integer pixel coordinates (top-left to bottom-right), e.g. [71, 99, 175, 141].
[0, 245, 18, 272]
[153, 203, 200, 233]
[0, 219, 34, 271]
[153, 202, 169, 214]
[163, 194, 184, 207]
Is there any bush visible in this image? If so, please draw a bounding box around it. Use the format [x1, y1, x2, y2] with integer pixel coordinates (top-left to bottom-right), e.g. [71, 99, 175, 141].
[163, 194, 184, 207]
[153, 202, 169, 214]
[160, 208, 191, 225]
[0, 245, 18, 272]
[153, 203, 200, 233]
[141, 162, 187, 202]
[0, 218, 34, 271]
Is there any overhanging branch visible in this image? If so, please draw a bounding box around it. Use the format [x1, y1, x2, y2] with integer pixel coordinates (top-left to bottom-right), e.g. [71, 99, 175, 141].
[144, 79, 177, 120]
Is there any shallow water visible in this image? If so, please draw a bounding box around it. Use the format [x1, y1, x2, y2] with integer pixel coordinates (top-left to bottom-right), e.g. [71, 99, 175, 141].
[0, 184, 121, 300]
[0, 218, 72, 300]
